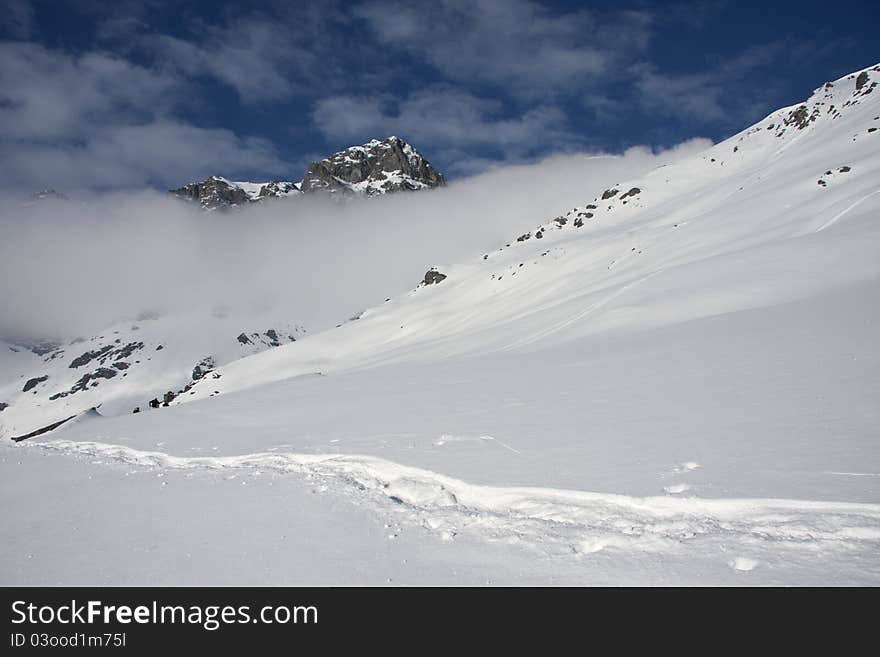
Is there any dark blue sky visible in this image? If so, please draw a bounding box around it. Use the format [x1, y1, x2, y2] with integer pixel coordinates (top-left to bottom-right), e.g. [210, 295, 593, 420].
[0, 0, 877, 190]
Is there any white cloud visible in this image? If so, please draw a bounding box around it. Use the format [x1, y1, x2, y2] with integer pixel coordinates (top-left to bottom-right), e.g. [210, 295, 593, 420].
[2, 122, 284, 191]
[121, 5, 357, 104]
[0, 42, 287, 191]
[354, 0, 652, 100]
[630, 43, 787, 125]
[313, 88, 578, 174]
[632, 65, 729, 123]
[144, 19, 317, 103]
[0, 138, 710, 339]
[0, 42, 180, 139]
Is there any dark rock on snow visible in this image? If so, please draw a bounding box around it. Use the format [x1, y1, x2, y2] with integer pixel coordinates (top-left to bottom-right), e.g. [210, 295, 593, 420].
[11, 414, 78, 442]
[69, 345, 113, 369]
[423, 269, 447, 285]
[52, 367, 120, 399]
[113, 342, 144, 360]
[23, 375, 49, 392]
[265, 329, 280, 346]
[169, 176, 251, 210]
[192, 356, 216, 381]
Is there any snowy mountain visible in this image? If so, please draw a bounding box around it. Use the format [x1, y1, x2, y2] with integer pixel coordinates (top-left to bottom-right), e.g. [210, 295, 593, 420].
[300, 136, 446, 195]
[3, 64, 880, 585]
[169, 136, 445, 209]
[169, 176, 302, 210]
[176, 63, 880, 400]
[0, 314, 306, 439]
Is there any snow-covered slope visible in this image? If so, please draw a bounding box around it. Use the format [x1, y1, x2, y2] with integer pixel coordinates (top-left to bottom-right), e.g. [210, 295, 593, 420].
[3, 64, 879, 585]
[0, 313, 305, 439]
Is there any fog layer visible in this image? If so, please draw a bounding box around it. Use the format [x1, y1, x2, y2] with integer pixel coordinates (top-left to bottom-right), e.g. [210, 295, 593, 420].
[0, 140, 710, 340]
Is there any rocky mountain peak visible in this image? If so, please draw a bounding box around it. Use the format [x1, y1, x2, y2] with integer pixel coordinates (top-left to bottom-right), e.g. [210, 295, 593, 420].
[169, 176, 301, 210]
[170, 176, 249, 209]
[168, 136, 445, 209]
[299, 136, 446, 196]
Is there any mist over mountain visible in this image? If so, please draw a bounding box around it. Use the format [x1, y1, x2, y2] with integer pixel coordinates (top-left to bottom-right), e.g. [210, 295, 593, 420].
[1, 0, 878, 590]
[167, 136, 447, 210]
[0, 139, 707, 341]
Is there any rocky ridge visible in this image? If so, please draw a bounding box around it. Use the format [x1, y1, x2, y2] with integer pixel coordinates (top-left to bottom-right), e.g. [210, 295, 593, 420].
[170, 136, 445, 209]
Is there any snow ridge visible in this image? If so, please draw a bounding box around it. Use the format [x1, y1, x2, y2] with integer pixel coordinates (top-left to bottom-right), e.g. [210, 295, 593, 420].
[34, 439, 880, 560]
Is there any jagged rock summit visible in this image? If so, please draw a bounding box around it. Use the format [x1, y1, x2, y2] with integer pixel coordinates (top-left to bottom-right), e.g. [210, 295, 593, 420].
[300, 136, 446, 196]
[170, 136, 445, 209]
[169, 176, 301, 211]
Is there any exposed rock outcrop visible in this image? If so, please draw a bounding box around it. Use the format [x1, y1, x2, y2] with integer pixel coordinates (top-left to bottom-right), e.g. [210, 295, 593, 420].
[300, 136, 446, 196]
[169, 176, 300, 210]
[170, 137, 445, 209]
[192, 356, 216, 381]
[22, 375, 48, 392]
[423, 269, 447, 285]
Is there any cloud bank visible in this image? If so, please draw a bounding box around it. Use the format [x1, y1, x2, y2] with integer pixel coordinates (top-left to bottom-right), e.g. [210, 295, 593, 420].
[0, 41, 287, 192]
[0, 139, 710, 341]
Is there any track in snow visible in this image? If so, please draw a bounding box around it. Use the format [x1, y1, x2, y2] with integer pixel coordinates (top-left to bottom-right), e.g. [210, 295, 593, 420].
[814, 189, 880, 232]
[28, 439, 880, 573]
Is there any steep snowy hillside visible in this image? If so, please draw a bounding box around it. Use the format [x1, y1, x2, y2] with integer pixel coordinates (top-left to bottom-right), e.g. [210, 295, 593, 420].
[169, 136, 445, 209]
[3, 64, 879, 585]
[0, 341, 42, 394]
[180, 64, 880, 399]
[0, 314, 305, 440]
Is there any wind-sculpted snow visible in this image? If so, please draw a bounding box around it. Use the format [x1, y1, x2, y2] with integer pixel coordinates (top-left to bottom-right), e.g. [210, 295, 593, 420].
[33, 439, 880, 565]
